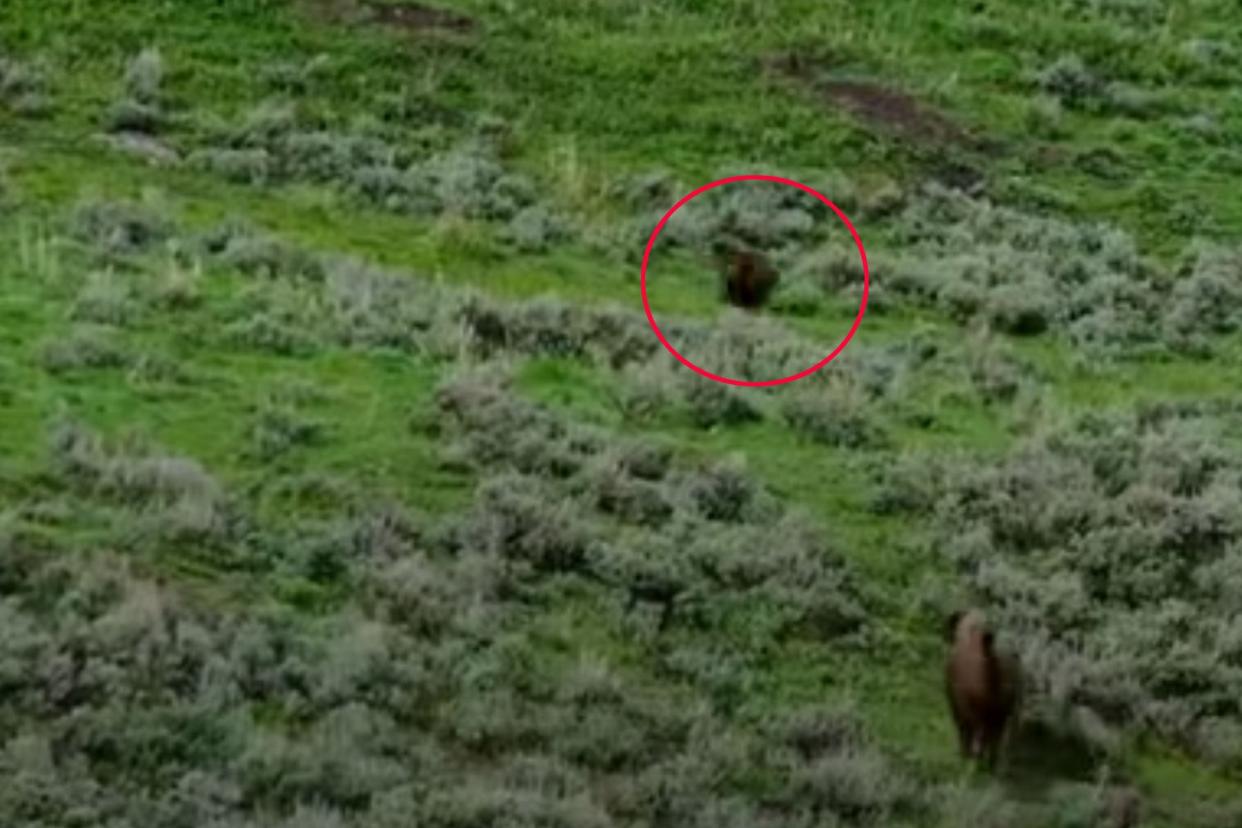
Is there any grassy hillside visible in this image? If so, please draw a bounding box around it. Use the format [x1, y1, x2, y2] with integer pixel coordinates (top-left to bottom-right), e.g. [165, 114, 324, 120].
[2, 0, 1242, 825]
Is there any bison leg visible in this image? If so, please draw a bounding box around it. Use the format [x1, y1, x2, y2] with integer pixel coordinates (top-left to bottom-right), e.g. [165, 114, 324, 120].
[948, 708, 972, 758]
[980, 718, 1010, 771]
[995, 718, 1017, 773]
[971, 730, 987, 761]
[958, 724, 974, 758]
[982, 735, 999, 771]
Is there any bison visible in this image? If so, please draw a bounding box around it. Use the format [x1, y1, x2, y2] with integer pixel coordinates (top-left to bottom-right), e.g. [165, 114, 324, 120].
[945, 608, 1022, 769]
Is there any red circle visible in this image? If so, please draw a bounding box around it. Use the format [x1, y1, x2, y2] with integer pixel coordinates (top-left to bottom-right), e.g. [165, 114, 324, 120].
[640, 174, 869, 388]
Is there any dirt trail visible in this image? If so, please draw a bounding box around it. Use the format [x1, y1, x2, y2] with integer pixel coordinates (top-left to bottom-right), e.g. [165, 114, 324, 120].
[302, 0, 478, 34]
[366, 2, 476, 33]
[763, 52, 987, 153]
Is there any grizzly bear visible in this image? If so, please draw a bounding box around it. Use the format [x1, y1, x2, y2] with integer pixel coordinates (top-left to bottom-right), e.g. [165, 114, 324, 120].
[712, 240, 779, 310]
[944, 608, 1022, 769]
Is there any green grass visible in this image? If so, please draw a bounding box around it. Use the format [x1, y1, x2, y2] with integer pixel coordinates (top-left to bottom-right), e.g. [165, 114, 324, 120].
[3, 0, 1242, 824]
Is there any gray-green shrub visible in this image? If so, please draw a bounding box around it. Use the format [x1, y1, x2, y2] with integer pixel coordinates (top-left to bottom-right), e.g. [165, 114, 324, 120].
[876, 405, 1242, 756]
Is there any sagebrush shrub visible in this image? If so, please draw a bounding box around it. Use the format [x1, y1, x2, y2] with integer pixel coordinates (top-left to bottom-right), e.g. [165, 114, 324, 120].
[883, 184, 1205, 352]
[103, 48, 167, 135]
[70, 199, 173, 256]
[71, 269, 138, 326]
[189, 147, 272, 184]
[677, 454, 770, 524]
[459, 473, 595, 575]
[583, 454, 675, 527]
[1035, 55, 1106, 109]
[1026, 95, 1067, 138]
[41, 327, 131, 373]
[226, 311, 317, 356]
[432, 368, 868, 643]
[784, 746, 918, 824]
[504, 205, 571, 253]
[779, 382, 879, 447]
[248, 402, 324, 461]
[418, 781, 614, 828]
[683, 380, 763, 428]
[198, 102, 563, 239]
[260, 54, 331, 95]
[0, 52, 50, 116]
[608, 172, 833, 264]
[1176, 37, 1240, 85]
[769, 271, 827, 316]
[106, 98, 164, 134]
[124, 48, 164, 105]
[967, 340, 1031, 404]
[615, 361, 678, 423]
[766, 703, 867, 760]
[434, 364, 592, 477]
[1163, 244, 1242, 353]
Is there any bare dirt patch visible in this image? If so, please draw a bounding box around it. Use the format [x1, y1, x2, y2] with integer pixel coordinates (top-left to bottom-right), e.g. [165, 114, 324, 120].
[821, 80, 972, 147]
[365, 2, 477, 33]
[301, 0, 477, 34]
[764, 53, 982, 151]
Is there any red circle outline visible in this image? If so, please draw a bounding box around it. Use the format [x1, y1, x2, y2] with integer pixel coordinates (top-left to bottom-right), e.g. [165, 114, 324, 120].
[640, 174, 869, 388]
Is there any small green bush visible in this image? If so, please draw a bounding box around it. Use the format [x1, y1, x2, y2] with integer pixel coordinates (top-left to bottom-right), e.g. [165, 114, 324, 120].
[71, 269, 138, 326]
[41, 327, 131, 373]
[779, 382, 879, 448]
[1035, 55, 1106, 110]
[247, 403, 324, 461]
[0, 52, 51, 116]
[70, 199, 173, 256]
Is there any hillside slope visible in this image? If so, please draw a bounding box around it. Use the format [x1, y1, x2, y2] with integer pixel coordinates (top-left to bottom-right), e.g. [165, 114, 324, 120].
[2, 0, 1242, 825]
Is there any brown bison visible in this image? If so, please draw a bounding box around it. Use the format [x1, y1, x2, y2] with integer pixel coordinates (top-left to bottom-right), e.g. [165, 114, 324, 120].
[712, 240, 779, 310]
[945, 608, 1022, 769]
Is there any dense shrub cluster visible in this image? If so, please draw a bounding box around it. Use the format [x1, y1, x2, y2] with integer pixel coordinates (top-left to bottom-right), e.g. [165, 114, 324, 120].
[46, 208, 930, 448]
[48, 419, 239, 549]
[187, 100, 571, 247]
[71, 268, 140, 326]
[599, 170, 843, 264]
[1163, 243, 1242, 354]
[628, 311, 910, 438]
[70, 198, 173, 258]
[105, 47, 166, 135]
[188, 220, 651, 364]
[259, 53, 333, 96]
[0, 405, 948, 827]
[1033, 54, 1167, 117]
[875, 402, 1242, 763]
[780, 381, 879, 449]
[1174, 37, 1241, 87]
[41, 326, 134, 373]
[0, 50, 50, 116]
[190, 100, 419, 188]
[865, 183, 1242, 354]
[52, 207, 1008, 453]
[0, 529, 927, 826]
[246, 396, 325, 462]
[435, 366, 870, 639]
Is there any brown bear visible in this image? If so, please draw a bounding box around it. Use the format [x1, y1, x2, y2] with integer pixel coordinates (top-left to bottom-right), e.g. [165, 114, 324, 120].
[712, 240, 779, 310]
[944, 608, 1022, 769]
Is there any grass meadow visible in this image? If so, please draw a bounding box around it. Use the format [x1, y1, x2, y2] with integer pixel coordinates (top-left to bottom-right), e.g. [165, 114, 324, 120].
[2, 0, 1242, 825]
